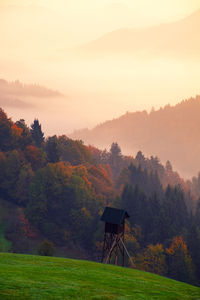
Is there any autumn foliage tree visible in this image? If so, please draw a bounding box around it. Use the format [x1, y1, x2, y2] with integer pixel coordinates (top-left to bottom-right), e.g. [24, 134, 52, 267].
[0, 108, 200, 285]
[15, 119, 33, 149]
[134, 244, 166, 275]
[24, 145, 46, 170]
[166, 236, 195, 284]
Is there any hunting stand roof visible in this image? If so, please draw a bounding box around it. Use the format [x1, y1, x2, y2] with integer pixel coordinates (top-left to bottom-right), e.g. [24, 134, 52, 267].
[100, 207, 130, 225]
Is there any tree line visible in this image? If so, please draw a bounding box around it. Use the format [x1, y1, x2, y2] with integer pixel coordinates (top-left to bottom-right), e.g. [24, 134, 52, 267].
[0, 108, 200, 286]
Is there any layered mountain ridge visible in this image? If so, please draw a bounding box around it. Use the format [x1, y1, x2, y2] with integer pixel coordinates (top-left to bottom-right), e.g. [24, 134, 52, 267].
[71, 95, 200, 178]
[68, 9, 200, 59]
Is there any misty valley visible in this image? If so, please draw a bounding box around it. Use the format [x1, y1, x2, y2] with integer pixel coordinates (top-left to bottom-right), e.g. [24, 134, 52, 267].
[1, 2, 200, 298]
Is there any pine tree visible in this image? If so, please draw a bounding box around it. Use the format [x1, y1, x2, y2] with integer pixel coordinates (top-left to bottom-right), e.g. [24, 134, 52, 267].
[30, 119, 44, 148]
[109, 142, 122, 177]
[0, 108, 12, 151]
[187, 223, 200, 283]
[46, 135, 60, 163]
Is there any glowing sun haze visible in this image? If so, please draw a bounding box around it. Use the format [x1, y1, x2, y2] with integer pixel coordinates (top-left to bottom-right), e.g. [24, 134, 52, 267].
[0, 0, 200, 136]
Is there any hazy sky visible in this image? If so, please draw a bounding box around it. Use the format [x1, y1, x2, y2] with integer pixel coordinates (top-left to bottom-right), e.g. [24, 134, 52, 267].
[0, 0, 200, 136]
[2, 1, 200, 37]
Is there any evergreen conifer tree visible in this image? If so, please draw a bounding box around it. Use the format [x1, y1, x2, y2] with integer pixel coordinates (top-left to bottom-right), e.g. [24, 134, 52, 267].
[30, 119, 44, 148]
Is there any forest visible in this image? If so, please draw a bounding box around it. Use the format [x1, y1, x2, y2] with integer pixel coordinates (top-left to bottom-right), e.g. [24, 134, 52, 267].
[0, 107, 200, 286]
[71, 95, 200, 178]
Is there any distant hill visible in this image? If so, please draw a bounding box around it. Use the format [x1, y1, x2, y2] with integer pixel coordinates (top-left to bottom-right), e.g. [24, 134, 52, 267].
[0, 253, 199, 299]
[0, 78, 64, 109]
[68, 9, 200, 59]
[0, 79, 63, 98]
[71, 95, 200, 178]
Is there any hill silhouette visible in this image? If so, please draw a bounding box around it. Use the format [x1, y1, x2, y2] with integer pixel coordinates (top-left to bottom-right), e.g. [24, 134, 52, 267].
[71, 95, 200, 178]
[0, 78, 64, 109]
[68, 9, 200, 59]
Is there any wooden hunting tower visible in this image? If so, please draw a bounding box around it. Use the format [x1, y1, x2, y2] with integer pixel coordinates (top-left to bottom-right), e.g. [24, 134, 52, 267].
[100, 207, 130, 266]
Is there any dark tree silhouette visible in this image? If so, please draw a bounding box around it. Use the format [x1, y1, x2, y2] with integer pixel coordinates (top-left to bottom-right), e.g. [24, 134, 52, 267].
[38, 240, 55, 256]
[30, 119, 44, 148]
[109, 142, 122, 177]
[46, 135, 60, 163]
[0, 108, 12, 151]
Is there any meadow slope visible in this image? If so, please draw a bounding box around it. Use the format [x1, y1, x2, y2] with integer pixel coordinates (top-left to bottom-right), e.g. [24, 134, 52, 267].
[0, 253, 199, 299]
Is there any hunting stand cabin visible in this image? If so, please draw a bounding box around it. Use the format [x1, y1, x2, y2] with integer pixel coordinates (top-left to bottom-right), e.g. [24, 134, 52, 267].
[100, 206, 130, 266]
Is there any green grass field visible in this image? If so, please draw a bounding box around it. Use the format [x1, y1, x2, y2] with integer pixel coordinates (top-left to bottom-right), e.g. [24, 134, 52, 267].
[0, 253, 199, 299]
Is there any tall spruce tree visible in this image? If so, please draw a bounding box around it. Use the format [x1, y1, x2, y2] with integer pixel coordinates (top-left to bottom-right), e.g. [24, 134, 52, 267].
[187, 223, 200, 283]
[109, 142, 122, 177]
[46, 135, 60, 163]
[30, 119, 44, 148]
[0, 108, 12, 151]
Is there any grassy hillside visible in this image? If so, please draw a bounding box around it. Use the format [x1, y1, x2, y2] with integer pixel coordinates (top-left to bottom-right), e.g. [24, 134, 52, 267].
[0, 253, 199, 299]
